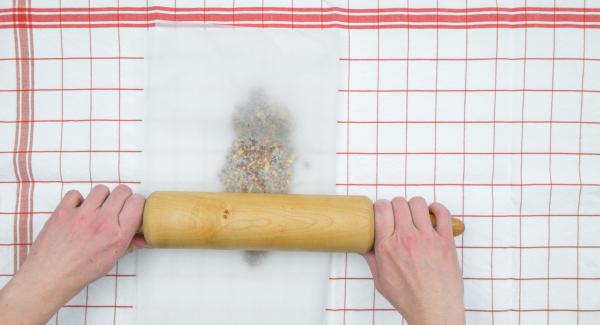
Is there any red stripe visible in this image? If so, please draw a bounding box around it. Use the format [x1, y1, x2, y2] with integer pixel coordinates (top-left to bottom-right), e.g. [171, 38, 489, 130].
[336, 183, 600, 187]
[339, 88, 600, 93]
[0, 149, 142, 154]
[4, 22, 600, 29]
[2, 6, 600, 14]
[3, 12, 600, 24]
[459, 245, 598, 249]
[0, 87, 143, 92]
[336, 151, 600, 156]
[460, 213, 600, 218]
[26, 4, 35, 269]
[338, 120, 600, 124]
[340, 57, 600, 61]
[466, 277, 600, 281]
[467, 309, 600, 313]
[0, 118, 142, 123]
[12, 0, 35, 270]
[0, 273, 136, 277]
[327, 308, 600, 312]
[0, 56, 143, 61]
[1, 7, 600, 30]
[233, 23, 600, 29]
[0, 180, 141, 184]
[330, 276, 600, 281]
[11, 0, 20, 275]
[2, 23, 154, 28]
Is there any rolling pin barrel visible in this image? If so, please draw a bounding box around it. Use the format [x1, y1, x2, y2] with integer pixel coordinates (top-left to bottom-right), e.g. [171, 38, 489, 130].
[141, 192, 464, 253]
[142, 192, 375, 253]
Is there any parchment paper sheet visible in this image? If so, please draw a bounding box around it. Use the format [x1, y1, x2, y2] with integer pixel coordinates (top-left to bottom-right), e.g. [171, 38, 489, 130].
[139, 28, 342, 325]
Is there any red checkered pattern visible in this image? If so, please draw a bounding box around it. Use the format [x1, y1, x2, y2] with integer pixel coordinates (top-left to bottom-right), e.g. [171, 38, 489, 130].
[1, 1, 599, 324]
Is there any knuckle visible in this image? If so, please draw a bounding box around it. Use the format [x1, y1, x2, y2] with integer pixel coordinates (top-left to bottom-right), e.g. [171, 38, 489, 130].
[90, 217, 107, 231]
[74, 211, 90, 222]
[378, 238, 397, 258]
[92, 218, 121, 240]
[399, 231, 417, 249]
[53, 207, 70, 219]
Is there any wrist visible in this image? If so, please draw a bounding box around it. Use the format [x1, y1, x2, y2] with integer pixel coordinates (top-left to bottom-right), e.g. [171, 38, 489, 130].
[0, 263, 78, 325]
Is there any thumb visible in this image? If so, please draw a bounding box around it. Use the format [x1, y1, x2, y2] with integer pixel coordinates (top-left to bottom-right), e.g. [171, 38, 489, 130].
[126, 234, 149, 254]
[361, 251, 377, 278]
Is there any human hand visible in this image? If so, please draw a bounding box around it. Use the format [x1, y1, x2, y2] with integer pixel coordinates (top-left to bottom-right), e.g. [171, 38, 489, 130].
[0, 185, 147, 325]
[362, 197, 465, 325]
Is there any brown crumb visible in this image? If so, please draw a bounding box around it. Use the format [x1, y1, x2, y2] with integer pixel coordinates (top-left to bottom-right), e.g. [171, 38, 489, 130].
[219, 89, 295, 194]
[219, 89, 295, 267]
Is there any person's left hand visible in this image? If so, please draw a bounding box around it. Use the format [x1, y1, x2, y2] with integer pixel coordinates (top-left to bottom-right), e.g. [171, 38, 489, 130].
[0, 184, 147, 325]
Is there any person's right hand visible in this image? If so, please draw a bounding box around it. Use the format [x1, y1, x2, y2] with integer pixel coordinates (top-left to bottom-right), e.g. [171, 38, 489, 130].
[362, 197, 465, 325]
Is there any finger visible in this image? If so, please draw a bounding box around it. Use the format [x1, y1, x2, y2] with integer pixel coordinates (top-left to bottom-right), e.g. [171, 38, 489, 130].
[56, 190, 83, 210]
[390, 197, 415, 235]
[373, 200, 394, 245]
[118, 194, 145, 236]
[361, 251, 377, 277]
[125, 234, 149, 255]
[430, 202, 452, 239]
[81, 185, 110, 211]
[100, 185, 132, 222]
[408, 196, 433, 232]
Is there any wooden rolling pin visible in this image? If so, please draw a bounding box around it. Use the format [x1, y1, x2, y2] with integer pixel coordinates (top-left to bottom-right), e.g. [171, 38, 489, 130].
[141, 192, 465, 253]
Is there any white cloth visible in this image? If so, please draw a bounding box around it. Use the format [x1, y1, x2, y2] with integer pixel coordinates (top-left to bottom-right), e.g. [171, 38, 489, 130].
[1, 2, 599, 325]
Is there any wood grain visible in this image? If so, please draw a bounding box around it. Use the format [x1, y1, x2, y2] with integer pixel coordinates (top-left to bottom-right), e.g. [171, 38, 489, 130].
[141, 192, 465, 253]
[142, 192, 375, 253]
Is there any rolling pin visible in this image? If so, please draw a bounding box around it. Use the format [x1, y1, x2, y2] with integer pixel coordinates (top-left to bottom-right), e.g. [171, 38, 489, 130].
[141, 192, 465, 253]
